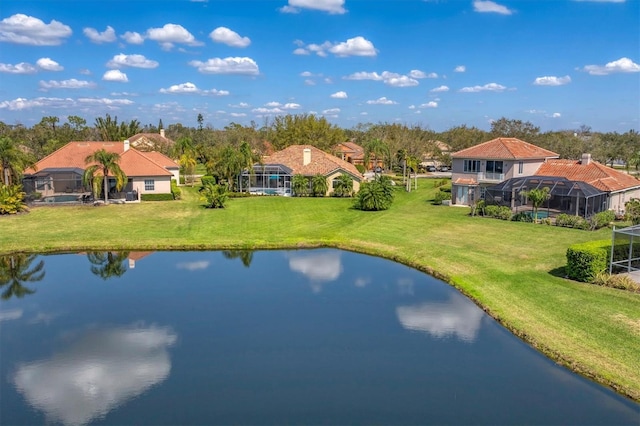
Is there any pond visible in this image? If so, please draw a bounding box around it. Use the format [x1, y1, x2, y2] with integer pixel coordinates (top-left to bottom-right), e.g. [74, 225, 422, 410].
[0, 249, 637, 425]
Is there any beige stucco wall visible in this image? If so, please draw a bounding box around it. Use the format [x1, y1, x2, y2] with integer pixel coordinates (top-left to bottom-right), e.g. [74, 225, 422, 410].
[610, 188, 640, 214]
[326, 171, 361, 196]
[131, 176, 172, 196]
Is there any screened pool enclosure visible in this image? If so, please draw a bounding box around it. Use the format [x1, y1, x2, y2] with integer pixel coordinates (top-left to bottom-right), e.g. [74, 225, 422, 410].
[241, 164, 292, 196]
[609, 225, 640, 275]
[484, 176, 608, 218]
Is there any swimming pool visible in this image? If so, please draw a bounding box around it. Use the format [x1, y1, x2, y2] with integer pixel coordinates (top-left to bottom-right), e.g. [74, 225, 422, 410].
[40, 194, 81, 203]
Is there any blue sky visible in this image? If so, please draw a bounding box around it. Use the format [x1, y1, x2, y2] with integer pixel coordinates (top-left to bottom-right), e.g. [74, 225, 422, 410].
[0, 0, 638, 132]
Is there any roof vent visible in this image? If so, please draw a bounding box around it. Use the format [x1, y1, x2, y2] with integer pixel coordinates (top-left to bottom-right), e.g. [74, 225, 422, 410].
[303, 148, 311, 166]
[581, 153, 592, 165]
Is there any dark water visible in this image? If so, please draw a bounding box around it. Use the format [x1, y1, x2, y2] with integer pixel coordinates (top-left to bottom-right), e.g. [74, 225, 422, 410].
[0, 249, 637, 425]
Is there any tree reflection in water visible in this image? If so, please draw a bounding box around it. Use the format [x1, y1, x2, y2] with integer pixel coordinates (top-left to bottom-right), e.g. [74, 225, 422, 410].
[87, 252, 130, 280]
[222, 250, 254, 267]
[0, 254, 45, 300]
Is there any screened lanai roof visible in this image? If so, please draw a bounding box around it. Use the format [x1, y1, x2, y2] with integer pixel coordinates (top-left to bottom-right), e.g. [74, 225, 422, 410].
[486, 175, 606, 199]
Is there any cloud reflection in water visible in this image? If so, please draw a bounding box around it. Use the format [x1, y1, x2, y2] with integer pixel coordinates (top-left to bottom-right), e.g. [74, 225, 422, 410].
[396, 293, 484, 342]
[13, 325, 177, 426]
[288, 251, 343, 292]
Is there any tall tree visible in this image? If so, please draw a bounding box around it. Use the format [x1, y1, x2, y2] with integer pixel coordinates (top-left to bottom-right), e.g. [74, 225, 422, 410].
[520, 187, 551, 223]
[0, 254, 45, 300]
[363, 138, 389, 174]
[94, 114, 141, 141]
[268, 114, 345, 151]
[0, 137, 34, 186]
[311, 174, 328, 197]
[83, 149, 127, 204]
[490, 117, 540, 141]
[87, 252, 129, 280]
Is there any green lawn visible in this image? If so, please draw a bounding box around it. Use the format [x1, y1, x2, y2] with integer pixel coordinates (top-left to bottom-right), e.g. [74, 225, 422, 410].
[1, 182, 639, 401]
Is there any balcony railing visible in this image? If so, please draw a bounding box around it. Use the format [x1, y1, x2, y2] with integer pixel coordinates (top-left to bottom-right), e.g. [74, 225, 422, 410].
[477, 172, 505, 182]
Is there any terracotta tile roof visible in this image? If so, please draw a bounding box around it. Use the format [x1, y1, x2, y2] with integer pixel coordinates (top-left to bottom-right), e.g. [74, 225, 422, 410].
[336, 141, 364, 154]
[128, 133, 174, 144]
[263, 145, 363, 180]
[453, 177, 478, 185]
[536, 159, 640, 192]
[24, 141, 172, 177]
[141, 151, 179, 169]
[452, 137, 559, 160]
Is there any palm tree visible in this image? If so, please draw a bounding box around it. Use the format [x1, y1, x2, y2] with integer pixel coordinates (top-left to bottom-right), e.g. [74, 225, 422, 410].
[83, 149, 127, 204]
[354, 175, 394, 211]
[333, 174, 353, 197]
[311, 174, 328, 197]
[363, 138, 389, 175]
[87, 252, 129, 280]
[0, 137, 34, 186]
[292, 174, 309, 197]
[222, 250, 254, 267]
[0, 254, 45, 300]
[520, 187, 551, 223]
[179, 151, 197, 186]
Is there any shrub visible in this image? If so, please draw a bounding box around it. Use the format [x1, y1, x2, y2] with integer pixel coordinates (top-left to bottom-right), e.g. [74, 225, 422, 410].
[483, 205, 512, 220]
[433, 179, 448, 188]
[624, 198, 640, 225]
[588, 210, 615, 230]
[354, 175, 394, 211]
[592, 272, 640, 293]
[141, 193, 174, 201]
[0, 184, 28, 214]
[556, 213, 589, 230]
[292, 174, 310, 197]
[200, 182, 228, 208]
[228, 192, 251, 198]
[200, 175, 216, 187]
[171, 180, 181, 200]
[566, 241, 609, 282]
[332, 174, 354, 198]
[433, 190, 449, 205]
[512, 212, 533, 222]
[311, 174, 328, 197]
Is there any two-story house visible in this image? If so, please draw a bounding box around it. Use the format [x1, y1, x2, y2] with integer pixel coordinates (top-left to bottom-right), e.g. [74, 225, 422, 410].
[450, 137, 559, 206]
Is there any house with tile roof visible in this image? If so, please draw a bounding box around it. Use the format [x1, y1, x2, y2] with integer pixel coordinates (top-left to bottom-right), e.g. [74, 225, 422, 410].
[450, 137, 559, 206]
[244, 145, 363, 196]
[128, 129, 174, 155]
[451, 138, 640, 216]
[23, 140, 179, 202]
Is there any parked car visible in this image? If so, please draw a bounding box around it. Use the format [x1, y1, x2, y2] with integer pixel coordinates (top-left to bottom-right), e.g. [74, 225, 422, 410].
[437, 165, 450, 172]
[425, 165, 437, 172]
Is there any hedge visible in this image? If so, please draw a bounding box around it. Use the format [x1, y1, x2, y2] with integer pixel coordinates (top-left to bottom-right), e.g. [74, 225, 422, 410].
[566, 239, 640, 282]
[141, 193, 175, 201]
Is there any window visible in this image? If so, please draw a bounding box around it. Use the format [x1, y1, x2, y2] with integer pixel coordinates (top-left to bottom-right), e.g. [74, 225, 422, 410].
[518, 161, 524, 174]
[480, 186, 487, 199]
[463, 160, 481, 173]
[144, 179, 155, 191]
[486, 161, 503, 174]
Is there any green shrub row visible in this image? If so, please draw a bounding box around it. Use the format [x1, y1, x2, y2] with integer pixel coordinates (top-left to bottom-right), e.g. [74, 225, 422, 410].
[484, 205, 513, 220]
[556, 211, 615, 231]
[200, 175, 216, 187]
[566, 239, 640, 283]
[0, 184, 28, 214]
[171, 180, 181, 200]
[141, 193, 175, 201]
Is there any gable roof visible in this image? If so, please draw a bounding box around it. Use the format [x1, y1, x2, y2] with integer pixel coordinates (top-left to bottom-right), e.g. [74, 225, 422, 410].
[451, 137, 559, 160]
[24, 141, 174, 177]
[263, 145, 363, 180]
[535, 159, 640, 192]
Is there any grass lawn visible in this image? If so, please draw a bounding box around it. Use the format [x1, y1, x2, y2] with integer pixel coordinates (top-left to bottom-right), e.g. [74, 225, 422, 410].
[1, 181, 639, 401]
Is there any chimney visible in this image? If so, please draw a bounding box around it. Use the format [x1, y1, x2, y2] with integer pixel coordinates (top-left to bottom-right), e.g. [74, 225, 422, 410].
[303, 148, 311, 166]
[160, 129, 165, 138]
[581, 153, 591, 165]
[124, 139, 130, 152]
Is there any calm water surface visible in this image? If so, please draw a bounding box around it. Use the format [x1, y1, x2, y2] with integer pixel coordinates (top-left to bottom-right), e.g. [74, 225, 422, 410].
[0, 249, 637, 425]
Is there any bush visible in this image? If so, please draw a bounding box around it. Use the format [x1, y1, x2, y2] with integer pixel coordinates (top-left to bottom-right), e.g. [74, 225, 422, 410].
[354, 175, 394, 211]
[200, 175, 216, 187]
[141, 193, 175, 201]
[556, 213, 589, 230]
[433, 179, 448, 188]
[588, 210, 615, 230]
[171, 180, 181, 200]
[484, 205, 512, 220]
[200, 182, 228, 208]
[433, 190, 449, 205]
[228, 192, 251, 198]
[592, 272, 640, 293]
[566, 241, 609, 282]
[512, 212, 533, 222]
[0, 184, 28, 214]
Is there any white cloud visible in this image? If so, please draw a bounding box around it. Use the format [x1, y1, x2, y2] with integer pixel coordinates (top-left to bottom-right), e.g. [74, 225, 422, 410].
[0, 62, 37, 74]
[102, 70, 128, 82]
[473, 0, 514, 14]
[533, 75, 571, 86]
[330, 91, 348, 99]
[36, 57, 63, 71]
[146, 23, 202, 49]
[304, 79, 316, 85]
[159, 82, 229, 96]
[419, 101, 438, 108]
[0, 308, 23, 322]
[300, 71, 314, 77]
[83, 26, 116, 43]
[209, 27, 251, 48]
[366, 96, 398, 105]
[430, 85, 450, 92]
[454, 65, 466, 72]
[329, 36, 377, 57]
[229, 112, 247, 117]
[0, 14, 72, 45]
[385, 75, 419, 87]
[396, 294, 484, 342]
[121, 31, 144, 44]
[189, 57, 259, 75]
[552, 112, 562, 118]
[408, 69, 437, 79]
[107, 53, 159, 69]
[229, 102, 250, 108]
[283, 102, 301, 109]
[39, 79, 96, 90]
[13, 325, 176, 426]
[265, 101, 281, 107]
[459, 82, 507, 92]
[288, 251, 343, 293]
[293, 47, 310, 55]
[582, 57, 640, 75]
[76, 97, 134, 106]
[280, 0, 346, 14]
[0, 97, 74, 110]
[176, 260, 210, 271]
[323, 107, 341, 114]
[344, 71, 384, 81]
[252, 107, 284, 114]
